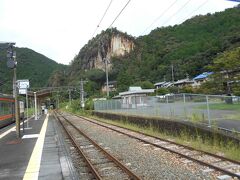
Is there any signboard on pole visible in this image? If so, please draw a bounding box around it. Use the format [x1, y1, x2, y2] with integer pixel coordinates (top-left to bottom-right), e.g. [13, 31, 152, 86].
[17, 79, 30, 89]
[17, 79, 29, 95]
[19, 88, 27, 95]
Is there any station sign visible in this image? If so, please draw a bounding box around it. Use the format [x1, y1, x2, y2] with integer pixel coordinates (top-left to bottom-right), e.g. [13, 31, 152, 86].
[17, 79, 30, 89]
[19, 88, 27, 95]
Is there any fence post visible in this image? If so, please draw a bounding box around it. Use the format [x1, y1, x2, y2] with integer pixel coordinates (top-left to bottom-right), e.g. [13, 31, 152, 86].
[183, 93, 187, 120]
[166, 95, 170, 118]
[206, 95, 211, 127]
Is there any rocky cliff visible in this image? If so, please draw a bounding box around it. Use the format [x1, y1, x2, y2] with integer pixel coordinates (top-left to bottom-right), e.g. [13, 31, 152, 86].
[71, 28, 135, 73]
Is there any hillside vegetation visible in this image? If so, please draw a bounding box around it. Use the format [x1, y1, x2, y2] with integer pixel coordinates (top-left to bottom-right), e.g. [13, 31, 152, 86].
[52, 6, 240, 96]
[111, 6, 240, 91]
[0, 47, 66, 93]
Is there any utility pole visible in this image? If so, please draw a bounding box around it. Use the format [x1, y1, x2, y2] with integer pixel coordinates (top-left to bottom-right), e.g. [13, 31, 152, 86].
[68, 88, 71, 105]
[13, 54, 20, 138]
[171, 64, 174, 82]
[79, 79, 88, 109]
[104, 58, 109, 97]
[1, 42, 20, 137]
[7, 43, 20, 138]
[80, 79, 84, 108]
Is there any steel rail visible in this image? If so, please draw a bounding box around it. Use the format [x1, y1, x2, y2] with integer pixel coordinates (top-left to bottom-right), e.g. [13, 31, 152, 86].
[53, 112, 102, 180]
[70, 113, 240, 179]
[81, 115, 240, 164]
[55, 111, 141, 180]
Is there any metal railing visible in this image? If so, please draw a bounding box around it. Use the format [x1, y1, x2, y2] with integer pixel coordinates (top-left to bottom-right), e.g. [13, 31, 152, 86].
[94, 93, 240, 133]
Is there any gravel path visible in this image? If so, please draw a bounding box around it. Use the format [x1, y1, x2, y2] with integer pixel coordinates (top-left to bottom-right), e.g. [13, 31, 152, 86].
[61, 112, 216, 179]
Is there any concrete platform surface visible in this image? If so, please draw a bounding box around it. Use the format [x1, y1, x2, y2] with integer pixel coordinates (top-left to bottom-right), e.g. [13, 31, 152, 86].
[0, 113, 78, 180]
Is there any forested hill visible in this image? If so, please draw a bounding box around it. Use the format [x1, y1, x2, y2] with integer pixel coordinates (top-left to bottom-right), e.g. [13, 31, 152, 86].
[0, 47, 66, 93]
[111, 5, 240, 90]
[47, 6, 240, 95]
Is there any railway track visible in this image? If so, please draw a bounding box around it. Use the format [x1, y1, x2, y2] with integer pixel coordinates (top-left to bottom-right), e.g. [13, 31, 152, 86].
[54, 111, 141, 180]
[62, 111, 240, 179]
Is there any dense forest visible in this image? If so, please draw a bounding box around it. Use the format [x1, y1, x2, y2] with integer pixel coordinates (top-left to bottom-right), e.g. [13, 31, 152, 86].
[111, 6, 240, 90]
[0, 47, 66, 94]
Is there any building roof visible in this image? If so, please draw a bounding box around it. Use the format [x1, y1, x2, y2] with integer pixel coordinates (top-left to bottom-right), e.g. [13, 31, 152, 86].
[193, 72, 213, 80]
[103, 81, 117, 86]
[154, 81, 166, 86]
[119, 86, 155, 96]
[173, 78, 194, 85]
[162, 82, 173, 87]
[128, 86, 142, 91]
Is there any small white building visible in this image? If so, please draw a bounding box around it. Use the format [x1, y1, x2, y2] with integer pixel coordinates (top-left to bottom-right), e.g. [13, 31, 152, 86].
[119, 87, 155, 108]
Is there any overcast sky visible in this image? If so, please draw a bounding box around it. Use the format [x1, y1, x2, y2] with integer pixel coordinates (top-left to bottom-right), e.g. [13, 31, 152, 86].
[0, 0, 238, 65]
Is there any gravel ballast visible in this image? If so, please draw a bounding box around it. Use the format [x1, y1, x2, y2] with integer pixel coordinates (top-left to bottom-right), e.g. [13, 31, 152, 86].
[61, 112, 218, 179]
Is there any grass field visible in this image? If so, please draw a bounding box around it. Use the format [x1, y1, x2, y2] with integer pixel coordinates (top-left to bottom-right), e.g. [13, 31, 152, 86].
[197, 103, 240, 111]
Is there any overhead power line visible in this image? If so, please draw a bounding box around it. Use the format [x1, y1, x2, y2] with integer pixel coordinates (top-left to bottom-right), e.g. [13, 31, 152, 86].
[91, 0, 114, 38]
[181, 0, 209, 22]
[161, 0, 192, 26]
[108, 0, 132, 28]
[141, 0, 179, 35]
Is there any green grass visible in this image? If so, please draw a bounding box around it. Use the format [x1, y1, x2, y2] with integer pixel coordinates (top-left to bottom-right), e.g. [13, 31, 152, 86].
[197, 103, 240, 111]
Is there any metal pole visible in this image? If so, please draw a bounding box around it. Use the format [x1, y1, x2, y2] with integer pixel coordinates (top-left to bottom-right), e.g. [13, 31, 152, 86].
[206, 95, 211, 127]
[183, 93, 187, 119]
[57, 92, 59, 109]
[13, 65, 20, 138]
[26, 89, 29, 128]
[105, 58, 109, 97]
[171, 64, 174, 82]
[80, 79, 85, 108]
[68, 89, 71, 105]
[34, 92, 37, 120]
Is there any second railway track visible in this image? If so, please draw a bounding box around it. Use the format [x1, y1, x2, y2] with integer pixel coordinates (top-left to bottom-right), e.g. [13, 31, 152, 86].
[54, 111, 141, 180]
[59, 111, 240, 179]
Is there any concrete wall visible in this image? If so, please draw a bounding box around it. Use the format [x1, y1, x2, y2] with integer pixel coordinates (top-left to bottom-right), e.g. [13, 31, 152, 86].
[93, 111, 240, 146]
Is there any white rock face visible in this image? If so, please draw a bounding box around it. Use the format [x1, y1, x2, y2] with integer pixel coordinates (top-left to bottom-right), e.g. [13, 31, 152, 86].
[111, 35, 134, 56]
[92, 35, 134, 71]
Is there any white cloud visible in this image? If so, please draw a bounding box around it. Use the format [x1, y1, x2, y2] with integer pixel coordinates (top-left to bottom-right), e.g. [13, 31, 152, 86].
[0, 0, 238, 64]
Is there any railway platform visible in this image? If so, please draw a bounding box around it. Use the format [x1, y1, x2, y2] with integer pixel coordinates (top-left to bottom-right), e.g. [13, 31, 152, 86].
[0, 113, 78, 180]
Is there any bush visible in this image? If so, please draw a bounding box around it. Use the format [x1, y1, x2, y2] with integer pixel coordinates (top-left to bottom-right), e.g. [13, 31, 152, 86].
[85, 98, 94, 110]
[156, 88, 169, 95]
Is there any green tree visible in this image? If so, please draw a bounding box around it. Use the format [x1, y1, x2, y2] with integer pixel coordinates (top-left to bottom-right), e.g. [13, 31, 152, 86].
[209, 47, 240, 94]
[156, 88, 169, 95]
[133, 80, 154, 89]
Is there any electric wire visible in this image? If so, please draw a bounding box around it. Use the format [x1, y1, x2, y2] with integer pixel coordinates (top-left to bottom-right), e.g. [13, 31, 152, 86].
[91, 0, 114, 38]
[181, 0, 209, 22]
[141, 0, 179, 35]
[108, 0, 131, 28]
[161, 0, 192, 26]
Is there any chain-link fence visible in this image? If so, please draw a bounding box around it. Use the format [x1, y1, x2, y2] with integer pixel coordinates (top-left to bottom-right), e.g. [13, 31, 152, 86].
[94, 93, 240, 132]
